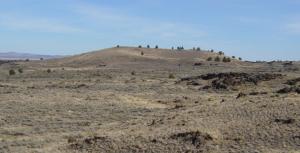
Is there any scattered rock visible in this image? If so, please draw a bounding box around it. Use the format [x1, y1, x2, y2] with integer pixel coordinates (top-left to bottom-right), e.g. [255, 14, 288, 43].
[97, 64, 106, 67]
[170, 131, 213, 148]
[179, 76, 202, 82]
[285, 77, 300, 86]
[180, 72, 282, 91]
[200, 72, 281, 82]
[65, 84, 88, 89]
[236, 92, 247, 99]
[296, 88, 300, 94]
[194, 62, 203, 66]
[274, 118, 296, 124]
[283, 61, 293, 66]
[69, 136, 112, 151]
[249, 91, 268, 95]
[277, 87, 294, 94]
[173, 98, 182, 103]
[202, 85, 210, 90]
[173, 105, 184, 109]
[277, 86, 300, 94]
[187, 81, 200, 86]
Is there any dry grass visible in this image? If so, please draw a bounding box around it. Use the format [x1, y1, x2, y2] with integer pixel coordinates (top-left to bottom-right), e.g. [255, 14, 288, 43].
[0, 47, 299, 153]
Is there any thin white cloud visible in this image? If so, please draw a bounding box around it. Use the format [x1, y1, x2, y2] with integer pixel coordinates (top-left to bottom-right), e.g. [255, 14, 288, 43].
[285, 22, 300, 34]
[72, 2, 206, 39]
[0, 14, 84, 33]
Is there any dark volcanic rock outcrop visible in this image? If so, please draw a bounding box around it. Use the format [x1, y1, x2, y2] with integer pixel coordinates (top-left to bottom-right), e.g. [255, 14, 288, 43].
[277, 86, 300, 94]
[180, 72, 282, 90]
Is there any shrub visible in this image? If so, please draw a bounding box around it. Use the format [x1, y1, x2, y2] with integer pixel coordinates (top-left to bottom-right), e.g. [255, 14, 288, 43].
[222, 57, 226, 62]
[171, 47, 174, 50]
[239, 57, 242, 61]
[25, 59, 30, 62]
[47, 69, 51, 73]
[196, 47, 201, 51]
[214, 56, 221, 62]
[141, 51, 144, 56]
[218, 51, 224, 55]
[177, 46, 184, 50]
[147, 45, 150, 48]
[116, 45, 120, 48]
[9, 69, 15, 75]
[40, 58, 44, 61]
[227, 57, 231, 62]
[138, 45, 142, 48]
[223, 57, 231, 62]
[18, 68, 23, 73]
[169, 73, 175, 79]
[131, 71, 135, 75]
[193, 47, 196, 51]
[155, 45, 159, 49]
[210, 49, 214, 52]
[232, 56, 236, 59]
[207, 57, 213, 61]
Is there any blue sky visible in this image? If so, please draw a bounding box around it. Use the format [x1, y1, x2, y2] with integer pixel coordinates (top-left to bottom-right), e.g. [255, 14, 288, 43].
[0, 0, 299, 61]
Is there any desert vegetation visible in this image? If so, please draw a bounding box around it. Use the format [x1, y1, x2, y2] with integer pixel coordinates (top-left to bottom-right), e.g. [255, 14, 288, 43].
[214, 56, 221, 62]
[222, 57, 231, 62]
[18, 68, 23, 73]
[0, 46, 299, 153]
[9, 69, 15, 75]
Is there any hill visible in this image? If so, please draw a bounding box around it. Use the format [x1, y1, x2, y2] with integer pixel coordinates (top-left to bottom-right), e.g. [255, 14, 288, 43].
[45, 47, 229, 68]
[0, 52, 63, 60]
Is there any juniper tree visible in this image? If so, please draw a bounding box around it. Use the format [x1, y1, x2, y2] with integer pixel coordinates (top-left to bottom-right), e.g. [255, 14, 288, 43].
[215, 56, 221, 62]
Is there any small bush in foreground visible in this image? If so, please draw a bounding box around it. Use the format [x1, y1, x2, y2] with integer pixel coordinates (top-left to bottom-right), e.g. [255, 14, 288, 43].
[169, 73, 175, 79]
[9, 69, 16, 75]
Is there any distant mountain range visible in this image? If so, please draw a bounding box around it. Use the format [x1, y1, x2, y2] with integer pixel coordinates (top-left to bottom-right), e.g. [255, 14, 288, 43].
[0, 52, 64, 60]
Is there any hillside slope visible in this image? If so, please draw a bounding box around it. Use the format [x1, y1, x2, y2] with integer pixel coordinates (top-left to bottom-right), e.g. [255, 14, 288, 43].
[45, 47, 223, 68]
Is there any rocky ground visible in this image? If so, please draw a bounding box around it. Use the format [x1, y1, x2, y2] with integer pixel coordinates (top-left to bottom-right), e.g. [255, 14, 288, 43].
[0, 48, 299, 153]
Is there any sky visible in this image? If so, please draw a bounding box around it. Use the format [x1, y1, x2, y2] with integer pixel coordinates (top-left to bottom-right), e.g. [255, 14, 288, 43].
[0, 0, 300, 61]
